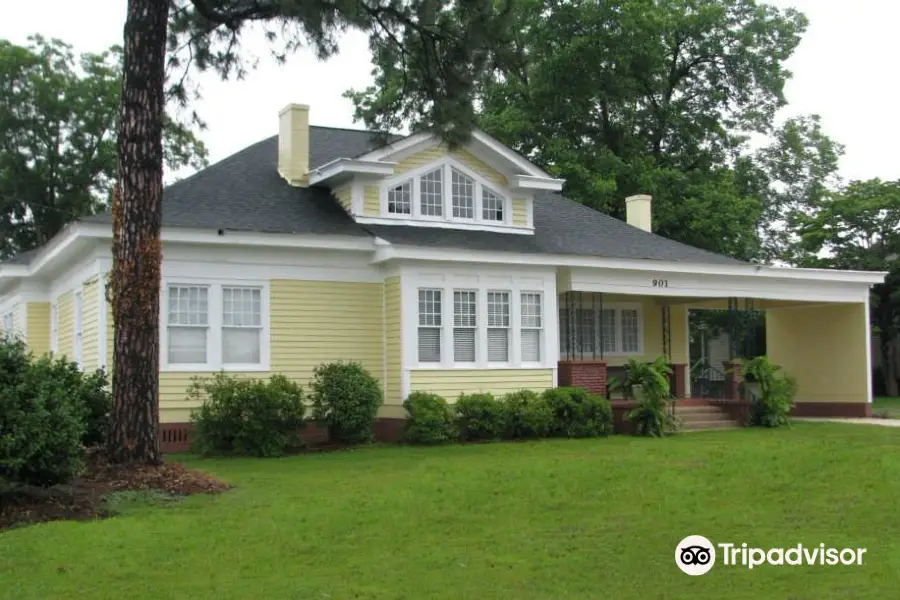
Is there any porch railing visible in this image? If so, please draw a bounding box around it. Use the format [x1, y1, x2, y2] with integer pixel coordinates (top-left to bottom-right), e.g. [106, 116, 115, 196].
[689, 359, 727, 399]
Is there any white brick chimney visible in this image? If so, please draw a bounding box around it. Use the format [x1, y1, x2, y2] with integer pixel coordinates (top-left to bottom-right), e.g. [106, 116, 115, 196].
[625, 194, 652, 232]
[278, 104, 310, 186]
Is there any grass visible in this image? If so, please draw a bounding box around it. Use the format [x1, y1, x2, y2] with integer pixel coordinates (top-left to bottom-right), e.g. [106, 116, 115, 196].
[2, 423, 900, 599]
[873, 396, 900, 418]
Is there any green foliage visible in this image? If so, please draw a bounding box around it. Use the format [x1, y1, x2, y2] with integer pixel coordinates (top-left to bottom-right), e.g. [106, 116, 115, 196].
[743, 356, 797, 428]
[0, 35, 207, 258]
[501, 390, 555, 439]
[0, 340, 90, 486]
[541, 387, 613, 438]
[189, 373, 306, 457]
[454, 393, 505, 441]
[608, 357, 677, 437]
[310, 361, 383, 445]
[78, 367, 112, 447]
[796, 179, 900, 396]
[402, 392, 455, 445]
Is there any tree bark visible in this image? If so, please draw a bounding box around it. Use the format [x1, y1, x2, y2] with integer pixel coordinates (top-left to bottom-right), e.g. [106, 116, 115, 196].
[885, 337, 899, 397]
[108, 0, 169, 464]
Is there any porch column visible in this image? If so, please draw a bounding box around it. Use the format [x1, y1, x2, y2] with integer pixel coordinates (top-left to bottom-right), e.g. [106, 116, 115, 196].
[558, 360, 608, 396]
[725, 359, 742, 401]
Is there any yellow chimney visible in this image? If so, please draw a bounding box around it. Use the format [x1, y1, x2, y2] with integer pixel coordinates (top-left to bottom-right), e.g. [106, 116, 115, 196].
[625, 194, 652, 232]
[278, 104, 310, 186]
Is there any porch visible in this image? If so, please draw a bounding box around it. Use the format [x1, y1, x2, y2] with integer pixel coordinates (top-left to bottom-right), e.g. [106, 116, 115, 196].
[555, 263, 879, 428]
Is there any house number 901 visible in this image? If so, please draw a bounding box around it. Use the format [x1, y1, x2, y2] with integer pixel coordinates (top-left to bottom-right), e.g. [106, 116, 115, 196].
[652, 279, 669, 287]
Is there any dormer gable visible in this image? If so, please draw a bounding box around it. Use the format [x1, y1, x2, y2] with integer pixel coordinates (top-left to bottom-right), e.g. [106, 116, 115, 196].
[308, 129, 564, 235]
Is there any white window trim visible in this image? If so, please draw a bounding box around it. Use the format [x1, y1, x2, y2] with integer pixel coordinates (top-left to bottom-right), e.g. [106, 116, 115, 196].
[519, 291, 544, 366]
[50, 302, 59, 354]
[73, 291, 83, 367]
[1, 312, 13, 338]
[160, 279, 271, 372]
[412, 280, 552, 370]
[560, 302, 644, 357]
[379, 157, 512, 227]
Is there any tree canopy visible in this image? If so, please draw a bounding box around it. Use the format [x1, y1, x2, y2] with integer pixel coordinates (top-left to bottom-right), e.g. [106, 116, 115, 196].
[349, 0, 843, 262]
[0, 35, 208, 259]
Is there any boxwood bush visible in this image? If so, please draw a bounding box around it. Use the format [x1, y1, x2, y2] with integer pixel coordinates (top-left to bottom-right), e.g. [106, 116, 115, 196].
[189, 372, 306, 457]
[402, 392, 455, 445]
[501, 390, 554, 439]
[310, 361, 383, 445]
[454, 392, 505, 441]
[0, 339, 111, 486]
[542, 386, 613, 438]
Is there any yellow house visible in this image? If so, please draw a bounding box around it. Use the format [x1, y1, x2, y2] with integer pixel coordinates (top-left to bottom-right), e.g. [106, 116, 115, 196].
[0, 103, 885, 449]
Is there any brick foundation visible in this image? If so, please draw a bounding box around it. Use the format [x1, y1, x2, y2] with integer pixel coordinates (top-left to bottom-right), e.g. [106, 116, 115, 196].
[791, 402, 872, 418]
[558, 360, 608, 395]
[670, 363, 687, 398]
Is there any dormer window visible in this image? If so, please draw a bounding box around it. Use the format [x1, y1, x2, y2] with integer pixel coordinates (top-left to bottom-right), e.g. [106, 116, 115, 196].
[451, 169, 475, 219]
[387, 181, 412, 214]
[378, 158, 512, 227]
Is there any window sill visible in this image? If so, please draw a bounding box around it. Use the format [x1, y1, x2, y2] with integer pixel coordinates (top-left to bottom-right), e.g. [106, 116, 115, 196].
[162, 363, 270, 373]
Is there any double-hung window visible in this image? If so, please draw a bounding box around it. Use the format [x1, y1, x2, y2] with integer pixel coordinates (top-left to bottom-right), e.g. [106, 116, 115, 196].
[73, 291, 83, 366]
[387, 180, 412, 215]
[165, 283, 267, 370]
[418, 289, 442, 363]
[222, 287, 262, 364]
[486, 291, 510, 362]
[453, 290, 477, 362]
[520, 292, 543, 362]
[167, 285, 209, 365]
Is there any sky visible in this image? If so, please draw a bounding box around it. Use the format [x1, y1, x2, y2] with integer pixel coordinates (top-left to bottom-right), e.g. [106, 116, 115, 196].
[3, 0, 898, 183]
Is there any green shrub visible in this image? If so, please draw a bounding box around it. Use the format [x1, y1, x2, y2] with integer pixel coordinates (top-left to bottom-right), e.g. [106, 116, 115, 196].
[744, 356, 797, 428]
[310, 361, 383, 445]
[190, 372, 306, 457]
[619, 357, 676, 437]
[78, 367, 112, 447]
[403, 392, 455, 444]
[0, 340, 88, 486]
[501, 389, 554, 439]
[454, 392, 504, 441]
[542, 387, 613, 438]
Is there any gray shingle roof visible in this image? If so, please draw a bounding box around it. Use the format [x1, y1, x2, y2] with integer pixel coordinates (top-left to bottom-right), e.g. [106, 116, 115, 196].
[364, 192, 742, 265]
[42, 125, 743, 266]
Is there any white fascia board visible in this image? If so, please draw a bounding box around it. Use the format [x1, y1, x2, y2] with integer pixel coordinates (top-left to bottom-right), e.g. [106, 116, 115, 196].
[357, 128, 555, 180]
[372, 244, 887, 285]
[510, 174, 566, 192]
[77, 222, 376, 252]
[308, 158, 397, 186]
[470, 130, 553, 178]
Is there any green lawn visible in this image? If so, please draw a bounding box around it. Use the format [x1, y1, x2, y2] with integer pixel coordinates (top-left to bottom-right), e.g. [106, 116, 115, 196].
[873, 396, 900, 417]
[2, 423, 900, 599]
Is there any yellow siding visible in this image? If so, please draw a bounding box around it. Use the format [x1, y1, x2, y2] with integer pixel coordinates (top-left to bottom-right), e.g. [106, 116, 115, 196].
[106, 283, 113, 368]
[766, 303, 869, 404]
[384, 277, 402, 406]
[393, 144, 509, 187]
[81, 279, 99, 371]
[26, 303, 50, 357]
[512, 198, 528, 227]
[334, 186, 352, 213]
[57, 291, 74, 360]
[158, 279, 387, 423]
[410, 369, 554, 400]
[363, 185, 380, 216]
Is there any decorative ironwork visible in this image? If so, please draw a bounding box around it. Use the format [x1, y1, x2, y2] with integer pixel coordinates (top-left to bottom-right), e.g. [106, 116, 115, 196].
[689, 359, 727, 399]
[727, 297, 738, 359]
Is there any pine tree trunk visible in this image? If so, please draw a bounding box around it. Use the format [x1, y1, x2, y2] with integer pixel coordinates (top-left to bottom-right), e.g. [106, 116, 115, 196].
[885, 338, 899, 398]
[108, 0, 169, 465]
